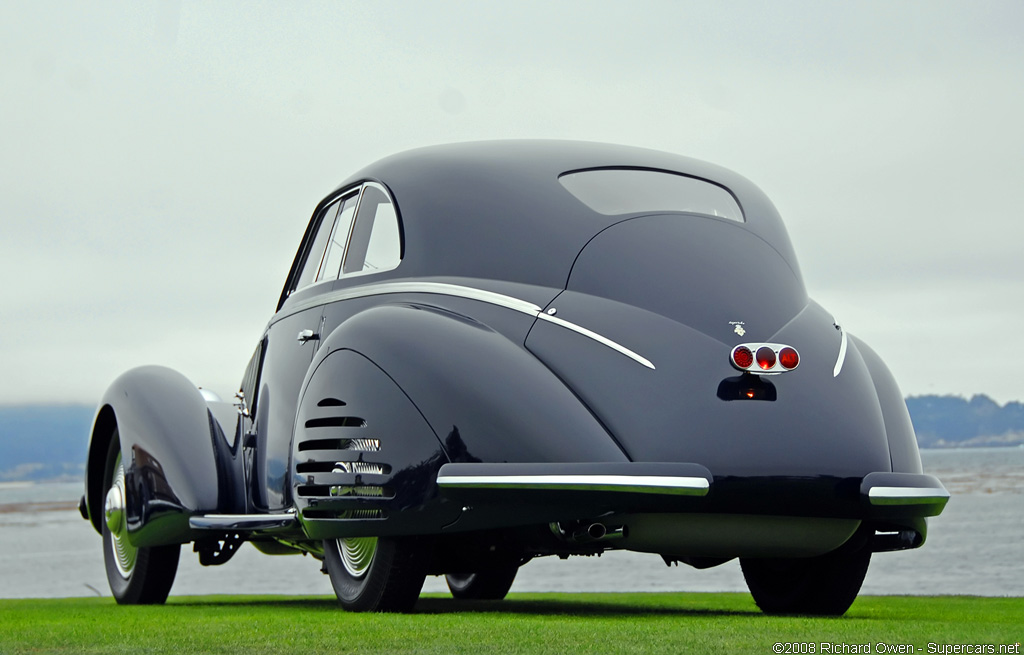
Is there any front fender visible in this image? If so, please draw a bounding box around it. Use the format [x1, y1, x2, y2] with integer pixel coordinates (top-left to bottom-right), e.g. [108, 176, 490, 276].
[85, 366, 241, 546]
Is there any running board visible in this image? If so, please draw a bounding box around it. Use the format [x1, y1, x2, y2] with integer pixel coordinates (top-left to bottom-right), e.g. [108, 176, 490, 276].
[189, 511, 298, 533]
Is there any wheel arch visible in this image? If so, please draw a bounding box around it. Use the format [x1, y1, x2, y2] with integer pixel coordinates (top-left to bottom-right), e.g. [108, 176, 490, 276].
[84, 366, 241, 547]
[85, 404, 118, 534]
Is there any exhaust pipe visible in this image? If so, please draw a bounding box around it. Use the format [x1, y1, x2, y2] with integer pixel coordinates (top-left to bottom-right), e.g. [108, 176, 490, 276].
[551, 521, 626, 544]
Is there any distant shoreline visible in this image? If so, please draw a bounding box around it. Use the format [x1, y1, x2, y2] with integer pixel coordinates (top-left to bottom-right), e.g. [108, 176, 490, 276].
[0, 500, 78, 514]
[0, 481, 34, 489]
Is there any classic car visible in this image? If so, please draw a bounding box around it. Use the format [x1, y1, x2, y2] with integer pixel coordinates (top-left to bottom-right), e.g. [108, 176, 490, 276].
[80, 140, 948, 615]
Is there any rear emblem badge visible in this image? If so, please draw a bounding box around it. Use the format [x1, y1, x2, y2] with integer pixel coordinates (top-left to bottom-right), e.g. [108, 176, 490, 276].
[730, 321, 746, 337]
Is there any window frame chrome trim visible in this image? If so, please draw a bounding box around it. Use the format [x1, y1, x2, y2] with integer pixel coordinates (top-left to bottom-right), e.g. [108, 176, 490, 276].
[313, 188, 362, 285]
[340, 181, 402, 278]
[294, 180, 405, 295]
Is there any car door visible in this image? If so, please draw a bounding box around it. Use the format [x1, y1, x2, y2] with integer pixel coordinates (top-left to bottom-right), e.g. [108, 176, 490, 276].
[252, 193, 358, 510]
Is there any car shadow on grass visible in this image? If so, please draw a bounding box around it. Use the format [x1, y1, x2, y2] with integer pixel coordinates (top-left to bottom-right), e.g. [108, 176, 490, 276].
[415, 597, 760, 617]
[167, 595, 760, 618]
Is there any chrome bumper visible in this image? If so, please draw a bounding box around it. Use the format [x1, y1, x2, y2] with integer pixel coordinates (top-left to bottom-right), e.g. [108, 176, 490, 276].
[437, 463, 949, 519]
[437, 462, 711, 496]
[860, 471, 949, 515]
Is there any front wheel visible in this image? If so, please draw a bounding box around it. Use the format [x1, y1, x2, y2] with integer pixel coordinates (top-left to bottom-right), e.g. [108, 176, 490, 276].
[740, 531, 872, 616]
[323, 536, 430, 612]
[102, 431, 180, 604]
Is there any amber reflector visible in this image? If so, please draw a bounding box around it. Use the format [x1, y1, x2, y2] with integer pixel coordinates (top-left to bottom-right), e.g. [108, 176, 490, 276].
[756, 347, 776, 370]
[733, 346, 753, 369]
[779, 347, 800, 369]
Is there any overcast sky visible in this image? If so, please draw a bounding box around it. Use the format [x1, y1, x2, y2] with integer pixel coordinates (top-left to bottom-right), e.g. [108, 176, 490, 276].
[1, 1, 1022, 407]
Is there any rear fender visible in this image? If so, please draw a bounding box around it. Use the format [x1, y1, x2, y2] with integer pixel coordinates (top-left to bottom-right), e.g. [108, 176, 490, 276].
[291, 347, 457, 538]
[292, 303, 626, 538]
[525, 294, 893, 478]
[850, 335, 923, 474]
[314, 303, 626, 466]
[84, 366, 244, 546]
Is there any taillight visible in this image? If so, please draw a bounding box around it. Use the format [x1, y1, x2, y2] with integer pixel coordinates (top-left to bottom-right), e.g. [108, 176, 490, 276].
[755, 347, 776, 370]
[730, 343, 800, 375]
[733, 346, 753, 369]
[779, 347, 800, 370]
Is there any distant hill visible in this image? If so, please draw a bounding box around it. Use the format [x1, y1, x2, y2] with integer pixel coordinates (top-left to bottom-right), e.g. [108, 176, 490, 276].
[906, 394, 1024, 448]
[0, 405, 93, 482]
[1, 395, 1022, 482]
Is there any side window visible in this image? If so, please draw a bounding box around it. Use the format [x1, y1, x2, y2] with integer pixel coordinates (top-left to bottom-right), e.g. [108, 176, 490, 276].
[292, 200, 341, 291]
[316, 193, 359, 283]
[343, 184, 402, 275]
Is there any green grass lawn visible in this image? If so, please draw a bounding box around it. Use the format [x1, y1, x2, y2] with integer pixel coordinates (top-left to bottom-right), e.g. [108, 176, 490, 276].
[0, 593, 1020, 655]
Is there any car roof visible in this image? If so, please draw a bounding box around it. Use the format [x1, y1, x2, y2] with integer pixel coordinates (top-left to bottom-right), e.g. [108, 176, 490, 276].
[329, 140, 799, 289]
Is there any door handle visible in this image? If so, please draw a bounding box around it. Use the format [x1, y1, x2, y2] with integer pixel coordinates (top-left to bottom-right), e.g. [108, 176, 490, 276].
[296, 329, 319, 343]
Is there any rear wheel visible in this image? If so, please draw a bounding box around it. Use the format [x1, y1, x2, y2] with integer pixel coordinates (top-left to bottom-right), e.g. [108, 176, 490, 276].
[740, 531, 872, 616]
[323, 536, 429, 612]
[445, 565, 519, 600]
[102, 430, 180, 604]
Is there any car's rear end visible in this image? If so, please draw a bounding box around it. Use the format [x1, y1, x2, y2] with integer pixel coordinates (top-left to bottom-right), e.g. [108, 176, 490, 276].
[432, 164, 946, 614]
[313, 142, 947, 614]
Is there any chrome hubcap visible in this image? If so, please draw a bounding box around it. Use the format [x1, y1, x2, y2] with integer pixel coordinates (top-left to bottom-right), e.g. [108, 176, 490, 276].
[104, 485, 123, 532]
[338, 536, 377, 578]
[106, 454, 137, 579]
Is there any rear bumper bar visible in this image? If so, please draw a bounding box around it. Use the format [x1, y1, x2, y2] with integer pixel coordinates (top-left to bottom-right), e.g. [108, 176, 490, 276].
[434, 463, 952, 557]
[436, 462, 949, 523]
[437, 462, 711, 496]
[860, 471, 949, 514]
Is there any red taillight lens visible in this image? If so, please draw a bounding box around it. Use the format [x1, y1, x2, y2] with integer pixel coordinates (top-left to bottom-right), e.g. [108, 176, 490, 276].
[779, 347, 799, 370]
[733, 346, 753, 369]
[756, 346, 776, 370]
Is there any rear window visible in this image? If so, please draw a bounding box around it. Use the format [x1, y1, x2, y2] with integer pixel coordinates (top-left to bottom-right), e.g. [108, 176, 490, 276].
[559, 168, 744, 222]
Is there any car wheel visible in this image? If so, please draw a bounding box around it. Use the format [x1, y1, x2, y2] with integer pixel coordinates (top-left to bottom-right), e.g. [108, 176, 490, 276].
[445, 565, 518, 600]
[740, 532, 872, 616]
[323, 536, 430, 612]
[101, 430, 180, 604]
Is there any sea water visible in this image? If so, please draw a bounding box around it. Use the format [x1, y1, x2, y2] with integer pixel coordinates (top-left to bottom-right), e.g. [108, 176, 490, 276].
[0, 448, 1020, 599]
